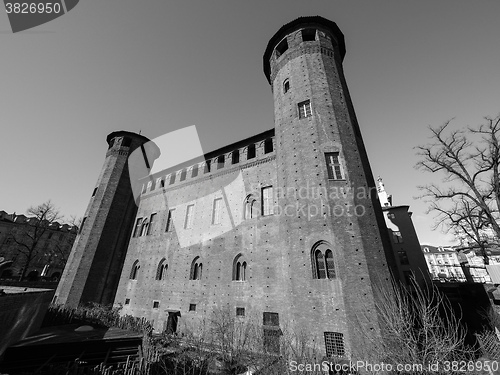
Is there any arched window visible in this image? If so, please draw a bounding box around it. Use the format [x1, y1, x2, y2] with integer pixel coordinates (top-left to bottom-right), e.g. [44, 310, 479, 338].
[244, 195, 257, 220]
[325, 250, 335, 279]
[315, 250, 326, 279]
[130, 260, 140, 280]
[311, 241, 336, 280]
[190, 257, 203, 280]
[156, 258, 168, 280]
[233, 254, 247, 281]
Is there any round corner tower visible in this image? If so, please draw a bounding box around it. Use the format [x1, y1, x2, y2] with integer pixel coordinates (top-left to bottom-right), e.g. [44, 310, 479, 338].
[56, 131, 160, 307]
[264, 17, 397, 360]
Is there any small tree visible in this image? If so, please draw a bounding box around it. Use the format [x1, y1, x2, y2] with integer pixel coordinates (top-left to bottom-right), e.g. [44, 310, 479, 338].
[10, 200, 63, 281]
[416, 114, 500, 262]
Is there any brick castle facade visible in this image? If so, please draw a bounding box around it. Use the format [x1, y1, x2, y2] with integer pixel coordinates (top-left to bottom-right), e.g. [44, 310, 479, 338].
[56, 16, 406, 359]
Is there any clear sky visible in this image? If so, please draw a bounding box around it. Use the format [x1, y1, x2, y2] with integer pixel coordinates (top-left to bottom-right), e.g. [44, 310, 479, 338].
[1, 0, 499, 246]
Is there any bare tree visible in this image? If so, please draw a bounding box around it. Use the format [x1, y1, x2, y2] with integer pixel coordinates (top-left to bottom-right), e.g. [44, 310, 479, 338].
[416, 115, 500, 260]
[10, 200, 63, 281]
[355, 277, 471, 374]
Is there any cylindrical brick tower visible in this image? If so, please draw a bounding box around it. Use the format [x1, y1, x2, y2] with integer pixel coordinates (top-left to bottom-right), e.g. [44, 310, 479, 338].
[56, 131, 160, 307]
[263, 17, 397, 360]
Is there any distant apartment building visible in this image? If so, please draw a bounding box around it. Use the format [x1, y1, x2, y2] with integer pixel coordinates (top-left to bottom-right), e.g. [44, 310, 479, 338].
[421, 245, 467, 282]
[0, 211, 77, 281]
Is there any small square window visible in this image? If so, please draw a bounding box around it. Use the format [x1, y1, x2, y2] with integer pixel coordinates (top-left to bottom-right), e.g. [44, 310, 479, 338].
[125, 298, 130, 305]
[189, 303, 196, 312]
[153, 301, 159, 309]
[298, 100, 312, 119]
[236, 307, 245, 317]
[398, 250, 409, 265]
[263, 312, 279, 326]
[324, 332, 345, 357]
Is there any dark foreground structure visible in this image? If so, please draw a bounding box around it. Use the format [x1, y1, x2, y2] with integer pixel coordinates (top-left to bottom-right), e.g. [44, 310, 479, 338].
[56, 16, 410, 360]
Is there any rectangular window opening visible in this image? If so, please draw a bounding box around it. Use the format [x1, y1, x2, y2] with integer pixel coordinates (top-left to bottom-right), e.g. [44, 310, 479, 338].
[325, 153, 344, 180]
[185, 205, 194, 229]
[264, 139, 273, 154]
[212, 198, 223, 225]
[180, 169, 187, 181]
[133, 218, 142, 237]
[92, 187, 98, 197]
[398, 250, 409, 265]
[204, 160, 211, 173]
[125, 298, 130, 305]
[166, 209, 175, 232]
[236, 307, 245, 317]
[169, 173, 176, 185]
[247, 144, 256, 159]
[192, 164, 199, 178]
[263, 312, 279, 326]
[298, 100, 312, 119]
[217, 155, 225, 169]
[232, 150, 240, 164]
[153, 301, 160, 309]
[324, 332, 345, 357]
[275, 38, 288, 57]
[189, 303, 196, 312]
[262, 186, 274, 216]
[301, 28, 316, 42]
[147, 213, 156, 235]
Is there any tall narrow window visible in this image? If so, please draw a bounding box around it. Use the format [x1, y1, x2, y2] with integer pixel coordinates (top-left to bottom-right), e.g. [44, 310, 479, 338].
[130, 260, 140, 280]
[185, 204, 194, 229]
[160, 179, 165, 188]
[283, 79, 290, 93]
[233, 254, 248, 281]
[244, 195, 257, 219]
[217, 155, 225, 169]
[247, 144, 256, 159]
[92, 187, 98, 197]
[180, 169, 187, 181]
[192, 164, 199, 178]
[298, 100, 312, 118]
[79, 217, 86, 234]
[133, 218, 142, 237]
[393, 231, 404, 244]
[325, 250, 335, 279]
[147, 213, 156, 235]
[232, 150, 240, 164]
[166, 209, 175, 232]
[275, 38, 288, 57]
[324, 332, 345, 357]
[156, 259, 167, 280]
[315, 250, 326, 279]
[190, 257, 203, 280]
[204, 160, 211, 173]
[140, 218, 149, 236]
[169, 173, 176, 185]
[325, 153, 344, 180]
[264, 139, 273, 154]
[262, 186, 274, 216]
[212, 198, 223, 225]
